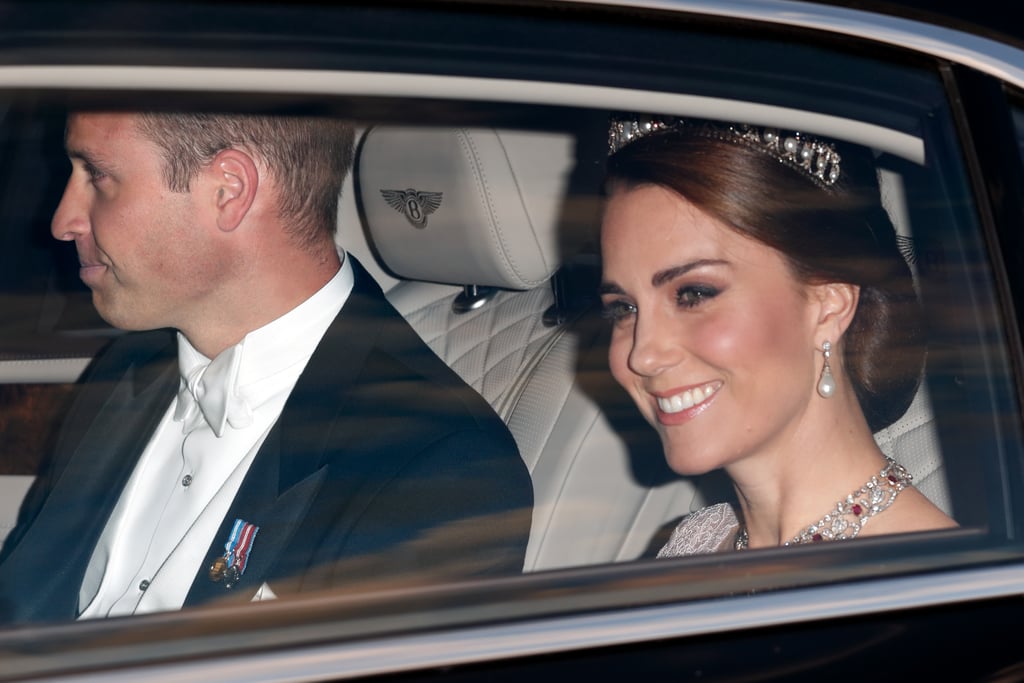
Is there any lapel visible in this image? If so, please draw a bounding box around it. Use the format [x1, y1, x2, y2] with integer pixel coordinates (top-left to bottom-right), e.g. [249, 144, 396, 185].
[0, 331, 178, 622]
[184, 259, 393, 606]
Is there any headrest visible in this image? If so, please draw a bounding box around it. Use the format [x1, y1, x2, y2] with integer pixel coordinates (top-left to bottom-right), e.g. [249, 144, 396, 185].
[357, 127, 575, 290]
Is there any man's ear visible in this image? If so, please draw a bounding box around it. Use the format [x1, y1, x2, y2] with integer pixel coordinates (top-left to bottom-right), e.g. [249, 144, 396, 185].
[206, 149, 259, 233]
[812, 282, 859, 344]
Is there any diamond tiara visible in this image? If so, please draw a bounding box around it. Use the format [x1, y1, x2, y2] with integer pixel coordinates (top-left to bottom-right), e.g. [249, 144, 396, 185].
[608, 115, 842, 189]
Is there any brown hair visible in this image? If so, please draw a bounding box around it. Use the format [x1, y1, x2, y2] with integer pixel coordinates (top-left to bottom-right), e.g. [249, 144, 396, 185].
[136, 113, 355, 250]
[606, 123, 924, 432]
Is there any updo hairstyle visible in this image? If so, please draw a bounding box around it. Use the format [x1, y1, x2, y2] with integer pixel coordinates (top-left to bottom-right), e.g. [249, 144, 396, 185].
[605, 121, 924, 432]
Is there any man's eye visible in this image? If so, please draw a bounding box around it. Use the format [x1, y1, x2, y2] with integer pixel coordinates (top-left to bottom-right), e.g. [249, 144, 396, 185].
[85, 164, 107, 183]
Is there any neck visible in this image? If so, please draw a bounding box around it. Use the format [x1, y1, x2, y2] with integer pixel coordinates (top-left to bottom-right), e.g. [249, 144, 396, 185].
[727, 387, 886, 548]
[180, 241, 342, 359]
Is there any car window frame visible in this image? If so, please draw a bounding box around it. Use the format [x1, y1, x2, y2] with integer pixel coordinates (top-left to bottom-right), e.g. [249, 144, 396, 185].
[1, 2, 1024, 680]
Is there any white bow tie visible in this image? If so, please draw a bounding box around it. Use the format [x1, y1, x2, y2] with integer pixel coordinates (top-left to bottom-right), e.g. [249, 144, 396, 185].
[174, 344, 254, 437]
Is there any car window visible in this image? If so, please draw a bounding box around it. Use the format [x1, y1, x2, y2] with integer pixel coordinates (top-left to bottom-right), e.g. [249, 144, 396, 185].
[1011, 94, 1024, 194]
[0, 2, 1023, 680]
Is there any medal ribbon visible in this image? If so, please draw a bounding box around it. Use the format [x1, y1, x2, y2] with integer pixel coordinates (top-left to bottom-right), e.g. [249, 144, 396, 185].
[222, 518, 259, 577]
[233, 520, 258, 576]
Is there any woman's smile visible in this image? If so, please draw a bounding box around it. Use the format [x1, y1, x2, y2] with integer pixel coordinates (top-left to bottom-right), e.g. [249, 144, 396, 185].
[652, 382, 722, 426]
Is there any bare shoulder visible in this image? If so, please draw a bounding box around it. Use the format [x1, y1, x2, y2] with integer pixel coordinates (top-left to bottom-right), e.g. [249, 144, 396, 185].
[866, 485, 958, 537]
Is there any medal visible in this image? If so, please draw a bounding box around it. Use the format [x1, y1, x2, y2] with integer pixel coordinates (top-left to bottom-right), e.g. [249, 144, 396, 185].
[223, 565, 241, 589]
[209, 518, 260, 588]
[209, 556, 229, 582]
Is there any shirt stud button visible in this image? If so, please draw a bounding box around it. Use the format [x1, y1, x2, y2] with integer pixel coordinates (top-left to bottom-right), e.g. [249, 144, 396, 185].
[139, 579, 150, 591]
[182, 474, 193, 487]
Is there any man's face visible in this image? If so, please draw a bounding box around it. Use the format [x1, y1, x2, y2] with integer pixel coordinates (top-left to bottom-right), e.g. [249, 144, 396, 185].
[51, 112, 223, 332]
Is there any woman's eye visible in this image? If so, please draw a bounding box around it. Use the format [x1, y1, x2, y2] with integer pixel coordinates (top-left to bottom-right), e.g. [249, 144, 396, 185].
[677, 285, 718, 308]
[600, 299, 637, 323]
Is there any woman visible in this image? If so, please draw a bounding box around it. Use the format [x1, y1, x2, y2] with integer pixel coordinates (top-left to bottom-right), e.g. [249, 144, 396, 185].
[599, 116, 956, 554]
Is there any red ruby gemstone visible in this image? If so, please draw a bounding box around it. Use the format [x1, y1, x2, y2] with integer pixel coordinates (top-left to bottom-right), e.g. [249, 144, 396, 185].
[812, 533, 823, 542]
[851, 504, 863, 516]
[888, 474, 898, 484]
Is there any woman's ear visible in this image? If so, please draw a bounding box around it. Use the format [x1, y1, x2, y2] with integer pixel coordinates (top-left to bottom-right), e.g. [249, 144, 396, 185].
[205, 149, 259, 233]
[812, 282, 859, 343]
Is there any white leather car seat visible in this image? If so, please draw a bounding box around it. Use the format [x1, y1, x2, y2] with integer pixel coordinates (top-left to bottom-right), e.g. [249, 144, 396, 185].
[355, 126, 707, 571]
[351, 125, 952, 572]
[873, 167, 950, 511]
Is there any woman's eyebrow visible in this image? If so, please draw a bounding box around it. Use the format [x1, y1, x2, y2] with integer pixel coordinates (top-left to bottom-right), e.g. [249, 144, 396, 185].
[598, 282, 625, 296]
[651, 259, 729, 288]
[599, 259, 730, 295]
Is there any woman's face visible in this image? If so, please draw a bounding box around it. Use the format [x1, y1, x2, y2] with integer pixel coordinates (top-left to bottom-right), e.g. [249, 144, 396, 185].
[600, 184, 825, 475]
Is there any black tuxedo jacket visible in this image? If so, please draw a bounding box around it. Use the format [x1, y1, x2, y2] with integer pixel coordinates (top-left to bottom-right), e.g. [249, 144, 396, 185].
[0, 261, 533, 623]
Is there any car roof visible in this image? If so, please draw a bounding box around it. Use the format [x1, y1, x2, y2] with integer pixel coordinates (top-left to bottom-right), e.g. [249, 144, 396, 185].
[813, 0, 1024, 44]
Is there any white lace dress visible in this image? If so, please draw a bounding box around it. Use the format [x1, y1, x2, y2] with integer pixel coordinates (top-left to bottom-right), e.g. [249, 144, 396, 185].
[657, 502, 740, 557]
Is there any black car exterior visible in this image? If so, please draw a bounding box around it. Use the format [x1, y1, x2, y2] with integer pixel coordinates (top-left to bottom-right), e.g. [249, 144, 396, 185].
[0, 0, 1023, 680]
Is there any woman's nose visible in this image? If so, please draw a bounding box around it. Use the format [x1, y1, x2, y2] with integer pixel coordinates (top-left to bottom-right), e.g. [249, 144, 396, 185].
[628, 312, 685, 377]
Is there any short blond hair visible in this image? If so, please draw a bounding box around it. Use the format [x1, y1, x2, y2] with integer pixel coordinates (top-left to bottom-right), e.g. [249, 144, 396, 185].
[137, 113, 355, 250]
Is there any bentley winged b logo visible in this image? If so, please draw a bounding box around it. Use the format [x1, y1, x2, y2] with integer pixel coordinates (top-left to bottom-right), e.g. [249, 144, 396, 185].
[380, 188, 444, 228]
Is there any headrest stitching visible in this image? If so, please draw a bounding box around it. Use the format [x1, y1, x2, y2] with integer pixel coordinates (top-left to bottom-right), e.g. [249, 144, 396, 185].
[459, 130, 529, 288]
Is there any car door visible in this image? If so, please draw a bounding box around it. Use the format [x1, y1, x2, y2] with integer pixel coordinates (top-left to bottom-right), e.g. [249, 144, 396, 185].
[0, 1, 1022, 680]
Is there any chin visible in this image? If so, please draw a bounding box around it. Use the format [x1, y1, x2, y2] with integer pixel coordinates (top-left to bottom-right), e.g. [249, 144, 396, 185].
[93, 304, 149, 332]
[662, 444, 721, 477]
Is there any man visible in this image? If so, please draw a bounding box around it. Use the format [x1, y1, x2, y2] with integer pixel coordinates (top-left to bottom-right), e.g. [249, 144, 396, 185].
[0, 111, 533, 622]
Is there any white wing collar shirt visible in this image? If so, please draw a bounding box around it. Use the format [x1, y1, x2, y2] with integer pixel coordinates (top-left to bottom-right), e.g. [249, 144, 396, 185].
[78, 251, 355, 619]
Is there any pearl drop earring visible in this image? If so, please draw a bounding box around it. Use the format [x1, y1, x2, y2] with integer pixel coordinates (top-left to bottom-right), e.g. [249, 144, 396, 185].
[817, 341, 835, 398]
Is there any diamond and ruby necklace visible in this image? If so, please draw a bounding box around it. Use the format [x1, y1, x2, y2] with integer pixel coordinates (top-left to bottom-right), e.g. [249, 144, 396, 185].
[734, 457, 912, 550]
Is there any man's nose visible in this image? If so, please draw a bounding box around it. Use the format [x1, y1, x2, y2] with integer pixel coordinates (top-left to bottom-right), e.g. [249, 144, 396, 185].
[51, 180, 90, 242]
[628, 311, 685, 377]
